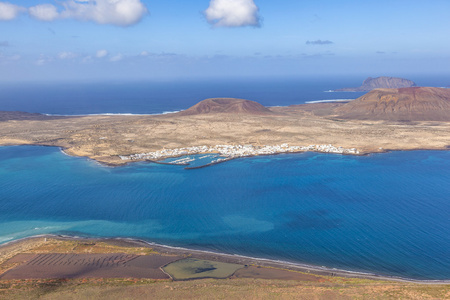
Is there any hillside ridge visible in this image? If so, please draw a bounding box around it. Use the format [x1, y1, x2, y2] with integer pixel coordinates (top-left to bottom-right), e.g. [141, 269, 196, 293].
[177, 98, 273, 116]
[334, 87, 450, 121]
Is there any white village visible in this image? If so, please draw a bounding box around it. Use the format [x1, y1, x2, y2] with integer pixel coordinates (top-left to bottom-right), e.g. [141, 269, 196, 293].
[120, 144, 360, 166]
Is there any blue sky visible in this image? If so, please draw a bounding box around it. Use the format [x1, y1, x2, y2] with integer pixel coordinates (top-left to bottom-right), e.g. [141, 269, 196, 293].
[1, 0, 449, 81]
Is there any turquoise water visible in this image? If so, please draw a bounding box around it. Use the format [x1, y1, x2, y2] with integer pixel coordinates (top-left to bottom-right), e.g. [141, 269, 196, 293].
[0, 146, 449, 280]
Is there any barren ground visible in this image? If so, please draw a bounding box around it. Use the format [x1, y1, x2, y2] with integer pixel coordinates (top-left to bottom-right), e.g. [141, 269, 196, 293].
[0, 106, 449, 165]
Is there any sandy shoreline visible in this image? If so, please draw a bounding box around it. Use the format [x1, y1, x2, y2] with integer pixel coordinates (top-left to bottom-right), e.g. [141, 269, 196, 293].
[1, 234, 449, 284]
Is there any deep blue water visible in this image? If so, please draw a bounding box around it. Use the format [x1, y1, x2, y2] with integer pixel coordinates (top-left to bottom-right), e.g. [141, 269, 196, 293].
[0, 146, 449, 280]
[1, 76, 448, 115]
[0, 78, 365, 115]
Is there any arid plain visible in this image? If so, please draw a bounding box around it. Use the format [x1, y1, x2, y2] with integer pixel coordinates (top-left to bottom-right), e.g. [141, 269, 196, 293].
[1, 95, 449, 166]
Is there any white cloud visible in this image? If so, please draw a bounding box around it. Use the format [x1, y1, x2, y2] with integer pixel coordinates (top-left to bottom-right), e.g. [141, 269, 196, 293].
[82, 55, 93, 63]
[35, 55, 53, 66]
[1, 0, 148, 26]
[204, 0, 260, 27]
[59, 0, 148, 26]
[110, 53, 123, 62]
[0, 2, 25, 20]
[28, 4, 59, 21]
[96, 49, 108, 58]
[58, 51, 78, 59]
[0, 53, 20, 63]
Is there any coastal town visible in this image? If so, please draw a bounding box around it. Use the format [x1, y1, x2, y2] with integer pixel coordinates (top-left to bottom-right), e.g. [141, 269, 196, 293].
[119, 144, 360, 164]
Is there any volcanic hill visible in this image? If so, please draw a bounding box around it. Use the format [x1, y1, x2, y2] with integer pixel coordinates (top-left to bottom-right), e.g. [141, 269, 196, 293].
[334, 87, 450, 121]
[178, 98, 273, 116]
[335, 76, 417, 92]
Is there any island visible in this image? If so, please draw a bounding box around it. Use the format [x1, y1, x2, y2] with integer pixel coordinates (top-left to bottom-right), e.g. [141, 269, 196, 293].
[1, 88, 450, 167]
[334, 76, 417, 92]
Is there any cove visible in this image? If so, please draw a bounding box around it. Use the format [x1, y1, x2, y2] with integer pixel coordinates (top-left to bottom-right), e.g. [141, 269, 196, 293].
[0, 145, 449, 280]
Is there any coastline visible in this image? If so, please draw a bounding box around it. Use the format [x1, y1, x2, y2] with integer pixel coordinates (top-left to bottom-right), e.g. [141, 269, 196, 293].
[1, 234, 449, 284]
[17, 143, 450, 168]
[3, 143, 450, 170]
[97, 146, 450, 168]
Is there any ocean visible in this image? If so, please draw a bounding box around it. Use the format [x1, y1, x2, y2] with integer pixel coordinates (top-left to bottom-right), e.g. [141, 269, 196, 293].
[0, 77, 365, 115]
[0, 76, 449, 280]
[1, 76, 448, 115]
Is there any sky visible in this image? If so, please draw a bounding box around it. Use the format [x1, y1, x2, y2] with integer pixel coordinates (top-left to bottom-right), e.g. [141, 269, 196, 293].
[1, 0, 450, 82]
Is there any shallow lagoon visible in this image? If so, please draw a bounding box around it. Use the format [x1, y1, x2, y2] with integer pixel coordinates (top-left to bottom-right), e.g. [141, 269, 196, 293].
[0, 146, 449, 280]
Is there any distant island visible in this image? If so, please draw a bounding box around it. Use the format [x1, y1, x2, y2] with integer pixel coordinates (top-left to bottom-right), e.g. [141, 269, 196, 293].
[334, 76, 417, 92]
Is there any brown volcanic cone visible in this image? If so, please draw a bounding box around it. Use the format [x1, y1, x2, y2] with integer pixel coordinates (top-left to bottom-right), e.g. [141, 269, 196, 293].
[178, 98, 273, 116]
[334, 87, 450, 121]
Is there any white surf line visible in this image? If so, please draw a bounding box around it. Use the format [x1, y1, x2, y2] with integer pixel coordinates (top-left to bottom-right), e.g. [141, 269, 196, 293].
[305, 99, 354, 103]
[44, 111, 181, 117]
